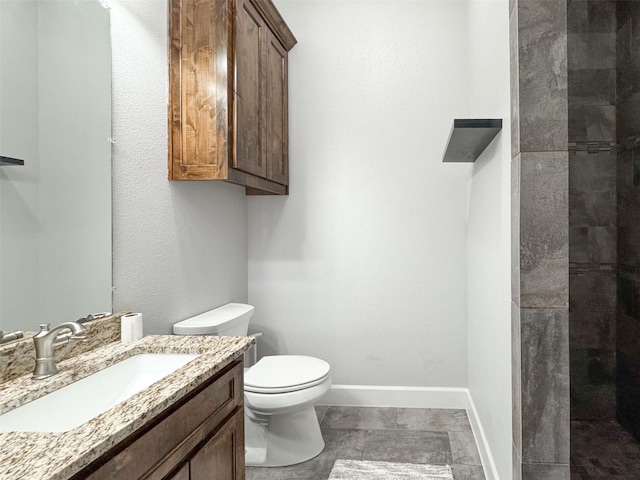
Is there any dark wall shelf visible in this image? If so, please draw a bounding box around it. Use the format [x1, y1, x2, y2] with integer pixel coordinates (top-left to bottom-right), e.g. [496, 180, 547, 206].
[0, 156, 25, 166]
[442, 119, 502, 162]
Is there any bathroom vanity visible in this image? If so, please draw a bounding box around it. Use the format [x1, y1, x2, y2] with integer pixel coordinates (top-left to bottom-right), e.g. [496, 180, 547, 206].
[74, 361, 244, 480]
[0, 335, 254, 480]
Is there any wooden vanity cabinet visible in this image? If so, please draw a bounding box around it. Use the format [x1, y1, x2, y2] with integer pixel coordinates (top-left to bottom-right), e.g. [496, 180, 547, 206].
[71, 360, 245, 480]
[168, 0, 296, 195]
[187, 409, 244, 479]
[166, 409, 244, 480]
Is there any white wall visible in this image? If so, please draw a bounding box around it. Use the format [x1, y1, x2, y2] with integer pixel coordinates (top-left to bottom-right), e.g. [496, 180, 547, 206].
[248, 0, 471, 387]
[110, 0, 249, 335]
[465, 1, 512, 478]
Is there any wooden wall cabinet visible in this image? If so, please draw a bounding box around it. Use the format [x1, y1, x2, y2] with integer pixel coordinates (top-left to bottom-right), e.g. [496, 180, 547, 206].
[72, 361, 245, 480]
[169, 0, 296, 195]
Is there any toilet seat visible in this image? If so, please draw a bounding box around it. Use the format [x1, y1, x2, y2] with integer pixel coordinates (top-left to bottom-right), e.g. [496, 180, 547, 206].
[245, 355, 331, 394]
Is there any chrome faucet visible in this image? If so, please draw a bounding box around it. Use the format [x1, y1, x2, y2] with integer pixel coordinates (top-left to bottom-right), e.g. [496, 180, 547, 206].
[32, 322, 87, 379]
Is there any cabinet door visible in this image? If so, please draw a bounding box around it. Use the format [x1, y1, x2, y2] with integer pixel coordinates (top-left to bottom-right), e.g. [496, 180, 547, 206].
[167, 463, 190, 480]
[168, 0, 232, 181]
[190, 409, 245, 480]
[264, 29, 288, 186]
[235, 0, 266, 179]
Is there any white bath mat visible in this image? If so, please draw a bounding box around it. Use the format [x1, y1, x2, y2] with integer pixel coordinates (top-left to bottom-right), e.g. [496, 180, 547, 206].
[328, 459, 454, 480]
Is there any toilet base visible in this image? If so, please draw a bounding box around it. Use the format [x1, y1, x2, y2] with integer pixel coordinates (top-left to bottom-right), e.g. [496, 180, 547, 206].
[245, 406, 325, 467]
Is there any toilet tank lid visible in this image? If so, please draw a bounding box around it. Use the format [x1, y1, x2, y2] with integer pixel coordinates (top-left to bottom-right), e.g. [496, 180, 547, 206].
[173, 303, 254, 335]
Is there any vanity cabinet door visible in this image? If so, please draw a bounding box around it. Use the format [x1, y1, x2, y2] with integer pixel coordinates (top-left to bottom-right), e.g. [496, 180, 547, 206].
[167, 463, 190, 480]
[189, 408, 245, 480]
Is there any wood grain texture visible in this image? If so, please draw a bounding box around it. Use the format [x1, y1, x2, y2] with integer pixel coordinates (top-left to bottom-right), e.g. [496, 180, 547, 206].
[235, 0, 265, 178]
[166, 462, 190, 480]
[168, 0, 294, 195]
[169, 0, 232, 180]
[250, 0, 297, 50]
[190, 409, 245, 480]
[265, 31, 288, 185]
[228, 168, 287, 195]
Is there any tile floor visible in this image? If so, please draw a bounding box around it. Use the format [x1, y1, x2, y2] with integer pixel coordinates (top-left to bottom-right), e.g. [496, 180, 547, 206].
[571, 420, 640, 480]
[245, 406, 486, 480]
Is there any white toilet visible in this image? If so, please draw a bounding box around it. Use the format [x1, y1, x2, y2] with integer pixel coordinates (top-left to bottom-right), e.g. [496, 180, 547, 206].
[173, 303, 331, 467]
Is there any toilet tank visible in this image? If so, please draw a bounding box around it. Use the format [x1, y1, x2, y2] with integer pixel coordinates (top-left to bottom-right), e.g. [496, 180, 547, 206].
[173, 303, 255, 336]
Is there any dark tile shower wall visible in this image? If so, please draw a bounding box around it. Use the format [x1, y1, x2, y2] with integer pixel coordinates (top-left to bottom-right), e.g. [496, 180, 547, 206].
[567, 0, 618, 422]
[511, 0, 570, 478]
[512, 0, 640, 475]
[616, 1, 640, 441]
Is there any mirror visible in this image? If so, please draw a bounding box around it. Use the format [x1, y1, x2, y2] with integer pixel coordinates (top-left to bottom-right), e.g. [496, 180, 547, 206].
[0, 0, 112, 337]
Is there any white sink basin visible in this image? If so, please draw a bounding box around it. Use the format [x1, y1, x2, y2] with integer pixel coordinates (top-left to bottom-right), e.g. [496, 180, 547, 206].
[0, 353, 198, 432]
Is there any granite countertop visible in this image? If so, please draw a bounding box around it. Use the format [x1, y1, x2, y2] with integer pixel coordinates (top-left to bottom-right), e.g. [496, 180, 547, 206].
[0, 335, 254, 480]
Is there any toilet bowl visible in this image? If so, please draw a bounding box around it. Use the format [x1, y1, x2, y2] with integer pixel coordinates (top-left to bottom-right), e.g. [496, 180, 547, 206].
[173, 303, 332, 467]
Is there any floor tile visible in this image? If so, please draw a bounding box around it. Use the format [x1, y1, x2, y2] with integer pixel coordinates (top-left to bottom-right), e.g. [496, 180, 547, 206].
[246, 456, 334, 480]
[315, 405, 328, 424]
[322, 406, 397, 430]
[319, 428, 367, 460]
[522, 462, 571, 480]
[449, 431, 482, 465]
[453, 464, 487, 480]
[247, 406, 486, 480]
[570, 420, 640, 479]
[397, 408, 472, 432]
[362, 429, 452, 465]
[246, 429, 366, 480]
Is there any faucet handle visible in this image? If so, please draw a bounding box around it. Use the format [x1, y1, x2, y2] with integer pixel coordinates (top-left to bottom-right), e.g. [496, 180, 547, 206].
[70, 334, 87, 341]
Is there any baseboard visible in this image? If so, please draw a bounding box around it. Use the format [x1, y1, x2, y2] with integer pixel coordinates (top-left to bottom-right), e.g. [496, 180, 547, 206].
[320, 384, 470, 409]
[319, 385, 499, 480]
[464, 390, 499, 480]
